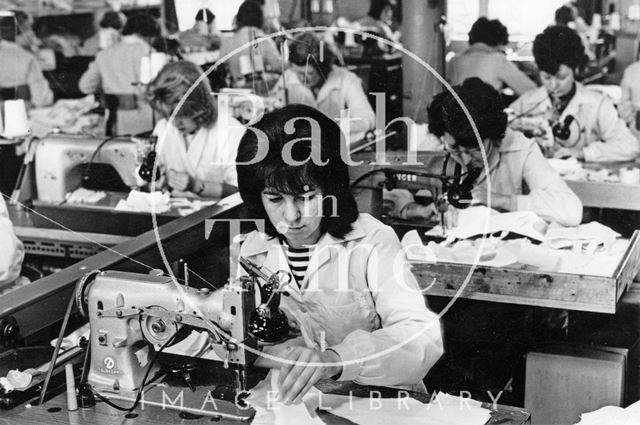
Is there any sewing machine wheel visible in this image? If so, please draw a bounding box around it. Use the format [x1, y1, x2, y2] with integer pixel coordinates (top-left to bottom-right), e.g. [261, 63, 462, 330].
[141, 307, 180, 349]
[75, 270, 102, 318]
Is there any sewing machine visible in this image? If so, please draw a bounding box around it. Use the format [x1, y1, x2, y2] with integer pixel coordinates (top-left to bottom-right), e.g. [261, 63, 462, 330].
[34, 134, 143, 203]
[74, 260, 289, 419]
[349, 150, 478, 227]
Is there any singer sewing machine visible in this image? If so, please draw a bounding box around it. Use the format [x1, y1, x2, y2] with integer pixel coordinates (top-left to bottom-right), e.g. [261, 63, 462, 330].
[349, 150, 478, 230]
[34, 134, 143, 203]
[74, 260, 290, 420]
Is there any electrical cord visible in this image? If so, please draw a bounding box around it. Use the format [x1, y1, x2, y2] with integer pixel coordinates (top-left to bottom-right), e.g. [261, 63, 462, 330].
[82, 135, 130, 183]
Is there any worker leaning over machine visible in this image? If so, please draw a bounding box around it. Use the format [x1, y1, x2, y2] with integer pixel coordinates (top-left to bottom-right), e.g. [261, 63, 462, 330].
[509, 25, 639, 162]
[234, 104, 443, 404]
[390, 77, 583, 227]
[144, 60, 245, 199]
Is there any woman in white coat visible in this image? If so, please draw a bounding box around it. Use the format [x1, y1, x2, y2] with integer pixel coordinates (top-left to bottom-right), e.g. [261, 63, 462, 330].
[271, 32, 376, 137]
[393, 78, 583, 227]
[509, 25, 638, 162]
[235, 104, 443, 404]
[145, 61, 245, 198]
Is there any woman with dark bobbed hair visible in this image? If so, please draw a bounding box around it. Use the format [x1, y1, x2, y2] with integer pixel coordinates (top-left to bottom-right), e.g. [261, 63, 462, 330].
[218, 0, 282, 84]
[510, 25, 638, 162]
[144, 60, 245, 198]
[431, 77, 582, 226]
[235, 104, 442, 404]
[271, 32, 375, 136]
[447, 17, 535, 96]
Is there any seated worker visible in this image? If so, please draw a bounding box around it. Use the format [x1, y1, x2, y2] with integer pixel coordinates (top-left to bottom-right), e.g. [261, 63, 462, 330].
[0, 196, 24, 286]
[235, 104, 443, 403]
[218, 0, 282, 84]
[79, 11, 126, 56]
[0, 14, 53, 107]
[145, 61, 245, 198]
[356, 0, 401, 52]
[79, 13, 161, 136]
[392, 78, 582, 227]
[447, 17, 536, 97]
[271, 32, 375, 136]
[509, 25, 639, 162]
[177, 8, 221, 53]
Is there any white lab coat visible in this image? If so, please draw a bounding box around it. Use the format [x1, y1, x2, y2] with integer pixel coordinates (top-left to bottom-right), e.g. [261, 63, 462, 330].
[153, 114, 245, 189]
[478, 129, 583, 226]
[509, 84, 639, 162]
[0, 197, 24, 285]
[237, 213, 443, 390]
[271, 66, 376, 135]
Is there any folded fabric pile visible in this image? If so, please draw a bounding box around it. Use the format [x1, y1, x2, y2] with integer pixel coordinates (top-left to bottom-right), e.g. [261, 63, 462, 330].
[404, 207, 627, 277]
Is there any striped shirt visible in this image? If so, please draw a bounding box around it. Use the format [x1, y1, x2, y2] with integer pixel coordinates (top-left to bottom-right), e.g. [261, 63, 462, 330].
[283, 243, 314, 285]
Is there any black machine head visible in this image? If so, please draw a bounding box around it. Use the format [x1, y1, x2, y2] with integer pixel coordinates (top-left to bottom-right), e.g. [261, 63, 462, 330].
[552, 115, 575, 141]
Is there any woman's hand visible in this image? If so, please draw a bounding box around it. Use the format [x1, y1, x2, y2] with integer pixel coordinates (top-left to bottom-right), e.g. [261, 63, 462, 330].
[166, 169, 192, 192]
[277, 347, 342, 405]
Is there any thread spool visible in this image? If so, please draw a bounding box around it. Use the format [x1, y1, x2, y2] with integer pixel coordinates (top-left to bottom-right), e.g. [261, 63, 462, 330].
[619, 167, 640, 185]
[65, 363, 78, 411]
[3, 99, 30, 138]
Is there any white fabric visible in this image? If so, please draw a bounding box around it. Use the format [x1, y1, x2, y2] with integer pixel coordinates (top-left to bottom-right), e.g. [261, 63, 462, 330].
[510, 84, 639, 162]
[247, 370, 492, 425]
[238, 213, 443, 389]
[0, 197, 24, 286]
[574, 399, 640, 425]
[154, 115, 245, 189]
